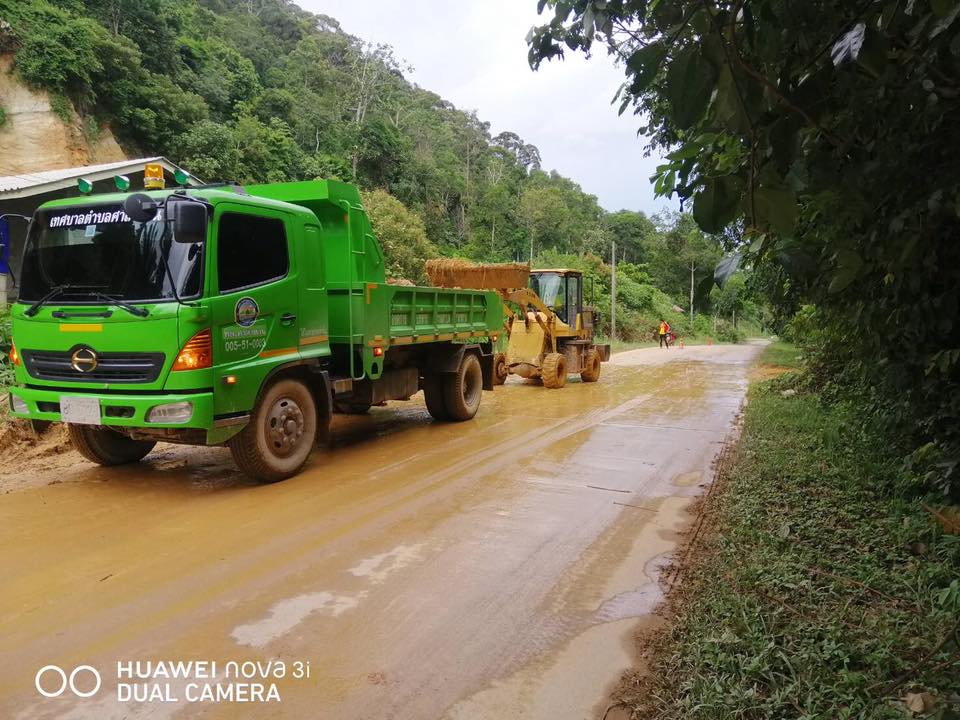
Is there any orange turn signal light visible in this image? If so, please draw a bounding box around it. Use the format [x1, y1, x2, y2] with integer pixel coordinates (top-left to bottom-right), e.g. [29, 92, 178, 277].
[223, 375, 237, 385]
[172, 328, 212, 371]
[9, 340, 20, 366]
[372, 346, 384, 357]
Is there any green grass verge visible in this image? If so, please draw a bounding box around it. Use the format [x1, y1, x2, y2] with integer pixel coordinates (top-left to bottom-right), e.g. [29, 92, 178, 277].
[617, 372, 960, 718]
[758, 340, 804, 369]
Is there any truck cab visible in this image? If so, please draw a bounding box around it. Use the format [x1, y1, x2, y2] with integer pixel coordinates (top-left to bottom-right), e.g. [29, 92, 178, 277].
[8, 173, 501, 482]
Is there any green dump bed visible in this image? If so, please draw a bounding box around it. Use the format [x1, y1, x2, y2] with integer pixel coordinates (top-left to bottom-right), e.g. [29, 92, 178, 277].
[328, 283, 503, 349]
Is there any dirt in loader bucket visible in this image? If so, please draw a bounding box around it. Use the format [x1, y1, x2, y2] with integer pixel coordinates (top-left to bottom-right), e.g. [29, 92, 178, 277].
[425, 259, 530, 290]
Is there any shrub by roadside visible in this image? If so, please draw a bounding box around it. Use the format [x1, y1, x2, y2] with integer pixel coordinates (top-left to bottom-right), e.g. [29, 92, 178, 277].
[614, 344, 960, 719]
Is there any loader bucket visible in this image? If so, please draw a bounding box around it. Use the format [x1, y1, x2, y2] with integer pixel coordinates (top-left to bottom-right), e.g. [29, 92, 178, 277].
[425, 259, 530, 290]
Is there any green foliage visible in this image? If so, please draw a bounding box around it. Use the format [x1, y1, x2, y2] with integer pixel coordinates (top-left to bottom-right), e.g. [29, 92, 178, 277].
[361, 189, 438, 285]
[48, 94, 73, 123]
[529, 0, 960, 494]
[0, 106, 6, 128]
[0, 306, 12, 390]
[618, 380, 960, 718]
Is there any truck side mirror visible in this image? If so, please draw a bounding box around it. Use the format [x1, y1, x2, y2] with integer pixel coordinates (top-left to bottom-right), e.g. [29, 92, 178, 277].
[123, 193, 159, 223]
[171, 201, 207, 244]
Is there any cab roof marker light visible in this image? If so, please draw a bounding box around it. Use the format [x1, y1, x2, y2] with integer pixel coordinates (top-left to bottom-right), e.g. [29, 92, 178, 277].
[114, 174, 130, 192]
[144, 163, 165, 190]
[174, 169, 191, 186]
[77, 178, 93, 194]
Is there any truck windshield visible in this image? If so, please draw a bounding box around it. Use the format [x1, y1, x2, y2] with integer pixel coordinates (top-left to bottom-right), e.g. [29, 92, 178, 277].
[19, 203, 204, 303]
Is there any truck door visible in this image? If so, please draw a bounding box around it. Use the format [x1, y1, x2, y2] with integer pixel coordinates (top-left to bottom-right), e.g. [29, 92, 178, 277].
[210, 206, 299, 416]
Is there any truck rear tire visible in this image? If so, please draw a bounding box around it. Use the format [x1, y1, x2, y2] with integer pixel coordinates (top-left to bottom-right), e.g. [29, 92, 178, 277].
[443, 352, 483, 420]
[580, 349, 601, 382]
[228, 378, 317, 483]
[422, 373, 450, 421]
[68, 424, 156, 466]
[493, 353, 508, 385]
[541, 353, 567, 389]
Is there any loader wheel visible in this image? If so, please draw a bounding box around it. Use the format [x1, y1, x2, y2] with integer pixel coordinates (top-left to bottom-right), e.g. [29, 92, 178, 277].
[228, 378, 317, 483]
[493, 353, 508, 385]
[580, 349, 602, 383]
[443, 353, 483, 421]
[422, 373, 450, 421]
[68, 425, 156, 466]
[541, 353, 567, 389]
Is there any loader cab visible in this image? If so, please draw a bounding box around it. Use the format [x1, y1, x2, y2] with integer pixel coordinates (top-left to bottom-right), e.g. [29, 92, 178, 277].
[530, 269, 582, 326]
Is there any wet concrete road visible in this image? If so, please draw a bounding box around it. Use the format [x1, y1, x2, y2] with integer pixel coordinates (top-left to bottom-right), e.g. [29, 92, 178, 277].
[0, 343, 761, 719]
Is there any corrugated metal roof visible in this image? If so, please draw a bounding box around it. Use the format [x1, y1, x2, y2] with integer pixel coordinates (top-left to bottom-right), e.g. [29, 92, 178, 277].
[0, 157, 198, 198]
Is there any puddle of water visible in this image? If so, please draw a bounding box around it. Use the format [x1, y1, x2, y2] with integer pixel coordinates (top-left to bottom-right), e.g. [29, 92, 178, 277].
[230, 591, 364, 648]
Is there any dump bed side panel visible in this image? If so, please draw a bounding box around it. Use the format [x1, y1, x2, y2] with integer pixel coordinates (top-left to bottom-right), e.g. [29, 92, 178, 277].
[327, 284, 501, 347]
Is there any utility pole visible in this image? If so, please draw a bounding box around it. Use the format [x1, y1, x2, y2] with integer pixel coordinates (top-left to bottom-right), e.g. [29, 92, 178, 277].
[689, 261, 695, 324]
[610, 240, 617, 342]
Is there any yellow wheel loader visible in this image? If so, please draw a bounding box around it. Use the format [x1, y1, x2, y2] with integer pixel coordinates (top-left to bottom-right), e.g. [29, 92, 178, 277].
[425, 261, 611, 389]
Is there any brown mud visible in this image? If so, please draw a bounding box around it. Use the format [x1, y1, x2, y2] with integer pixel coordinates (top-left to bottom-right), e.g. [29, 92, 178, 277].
[0, 342, 763, 719]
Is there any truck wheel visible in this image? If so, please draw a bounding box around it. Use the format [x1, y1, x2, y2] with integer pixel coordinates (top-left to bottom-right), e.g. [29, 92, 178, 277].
[68, 425, 156, 466]
[580, 349, 601, 383]
[443, 353, 483, 420]
[228, 378, 317, 483]
[493, 353, 508, 385]
[422, 373, 450, 421]
[541, 353, 567, 389]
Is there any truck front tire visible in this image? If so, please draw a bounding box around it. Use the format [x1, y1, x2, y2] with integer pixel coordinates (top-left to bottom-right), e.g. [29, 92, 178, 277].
[68, 425, 156, 466]
[228, 378, 317, 483]
[443, 353, 483, 420]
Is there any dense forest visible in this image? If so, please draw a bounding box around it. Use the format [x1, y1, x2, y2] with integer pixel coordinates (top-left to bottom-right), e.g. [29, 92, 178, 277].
[0, 0, 757, 342]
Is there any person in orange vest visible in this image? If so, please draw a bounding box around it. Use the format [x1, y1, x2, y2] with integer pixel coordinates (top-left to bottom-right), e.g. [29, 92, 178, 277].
[658, 319, 671, 348]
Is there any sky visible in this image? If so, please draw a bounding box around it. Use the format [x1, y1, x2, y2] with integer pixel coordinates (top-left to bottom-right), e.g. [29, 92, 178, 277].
[300, 0, 675, 215]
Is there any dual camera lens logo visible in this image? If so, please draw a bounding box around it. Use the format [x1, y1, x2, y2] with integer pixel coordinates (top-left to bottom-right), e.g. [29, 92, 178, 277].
[35, 665, 101, 698]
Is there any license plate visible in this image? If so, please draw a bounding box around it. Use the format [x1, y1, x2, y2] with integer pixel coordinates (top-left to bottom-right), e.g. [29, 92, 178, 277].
[60, 396, 101, 425]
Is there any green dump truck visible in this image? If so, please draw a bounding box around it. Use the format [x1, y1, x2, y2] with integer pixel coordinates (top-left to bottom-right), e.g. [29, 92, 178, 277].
[7, 175, 502, 482]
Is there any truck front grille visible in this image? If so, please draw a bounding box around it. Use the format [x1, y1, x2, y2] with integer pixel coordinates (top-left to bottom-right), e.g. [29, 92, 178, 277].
[22, 349, 165, 384]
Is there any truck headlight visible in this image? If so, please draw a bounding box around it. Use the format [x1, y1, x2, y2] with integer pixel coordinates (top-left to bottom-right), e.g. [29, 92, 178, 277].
[146, 401, 193, 424]
[10, 395, 28, 414]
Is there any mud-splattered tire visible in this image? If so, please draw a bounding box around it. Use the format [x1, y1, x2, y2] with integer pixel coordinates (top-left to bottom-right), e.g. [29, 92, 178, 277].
[580, 349, 601, 383]
[541, 353, 567, 389]
[493, 353, 508, 385]
[443, 353, 483, 421]
[67, 424, 156, 466]
[422, 373, 450, 421]
[228, 378, 317, 483]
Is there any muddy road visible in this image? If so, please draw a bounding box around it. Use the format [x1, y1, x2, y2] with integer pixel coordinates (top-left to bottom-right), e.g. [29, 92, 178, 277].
[0, 343, 761, 719]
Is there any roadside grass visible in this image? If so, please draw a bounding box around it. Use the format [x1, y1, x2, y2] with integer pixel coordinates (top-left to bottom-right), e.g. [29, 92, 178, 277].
[758, 340, 804, 369]
[615, 356, 960, 718]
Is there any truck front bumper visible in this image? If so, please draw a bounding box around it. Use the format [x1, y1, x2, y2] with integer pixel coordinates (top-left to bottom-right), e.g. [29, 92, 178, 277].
[8, 386, 216, 434]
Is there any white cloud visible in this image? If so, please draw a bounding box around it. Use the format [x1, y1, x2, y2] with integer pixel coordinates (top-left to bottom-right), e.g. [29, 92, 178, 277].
[300, 0, 676, 215]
